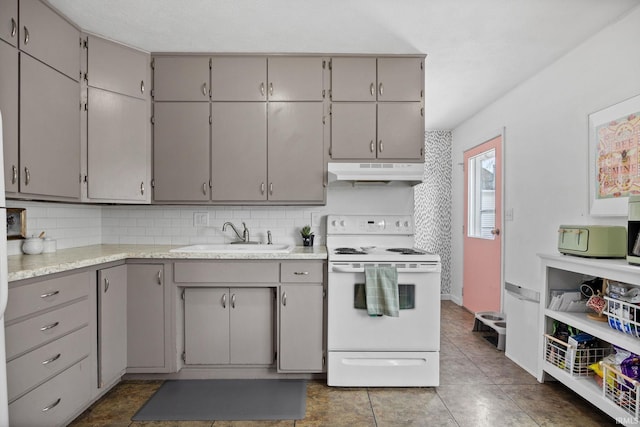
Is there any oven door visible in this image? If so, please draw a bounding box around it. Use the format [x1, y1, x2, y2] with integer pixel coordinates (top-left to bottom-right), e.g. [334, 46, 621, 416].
[327, 262, 441, 352]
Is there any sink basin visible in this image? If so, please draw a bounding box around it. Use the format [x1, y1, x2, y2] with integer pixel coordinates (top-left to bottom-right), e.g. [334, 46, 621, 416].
[170, 244, 294, 254]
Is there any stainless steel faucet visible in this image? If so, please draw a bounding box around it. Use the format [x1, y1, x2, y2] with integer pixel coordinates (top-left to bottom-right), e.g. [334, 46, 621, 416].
[222, 221, 250, 243]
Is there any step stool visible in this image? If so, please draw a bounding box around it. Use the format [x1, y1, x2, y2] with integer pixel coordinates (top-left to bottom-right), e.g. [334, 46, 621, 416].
[473, 311, 506, 351]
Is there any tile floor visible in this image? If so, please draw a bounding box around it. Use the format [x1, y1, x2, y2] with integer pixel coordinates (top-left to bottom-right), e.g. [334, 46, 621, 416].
[69, 301, 617, 426]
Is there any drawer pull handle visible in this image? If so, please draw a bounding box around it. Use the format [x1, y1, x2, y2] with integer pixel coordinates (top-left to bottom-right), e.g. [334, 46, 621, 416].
[222, 293, 226, 309]
[11, 18, 16, 38]
[42, 398, 61, 412]
[40, 321, 59, 332]
[40, 290, 60, 299]
[294, 271, 309, 275]
[157, 270, 162, 285]
[11, 165, 17, 184]
[282, 292, 287, 306]
[42, 353, 61, 365]
[23, 26, 29, 45]
[231, 293, 236, 309]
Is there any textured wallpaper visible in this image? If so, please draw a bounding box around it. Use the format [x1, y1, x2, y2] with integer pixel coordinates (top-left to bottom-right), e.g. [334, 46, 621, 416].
[415, 130, 452, 295]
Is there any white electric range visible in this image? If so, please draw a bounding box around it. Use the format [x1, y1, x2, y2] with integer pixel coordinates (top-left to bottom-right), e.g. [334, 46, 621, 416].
[326, 214, 441, 387]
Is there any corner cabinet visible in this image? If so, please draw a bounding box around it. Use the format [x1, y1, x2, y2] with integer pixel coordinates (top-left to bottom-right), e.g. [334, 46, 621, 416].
[539, 254, 640, 426]
[85, 35, 150, 203]
[97, 265, 127, 390]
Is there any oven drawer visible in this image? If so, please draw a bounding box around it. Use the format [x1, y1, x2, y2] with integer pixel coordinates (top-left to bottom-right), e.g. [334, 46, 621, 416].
[280, 262, 323, 283]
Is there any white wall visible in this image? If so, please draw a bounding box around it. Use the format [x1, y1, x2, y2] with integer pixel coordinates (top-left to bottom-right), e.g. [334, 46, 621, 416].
[450, 7, 640, 301]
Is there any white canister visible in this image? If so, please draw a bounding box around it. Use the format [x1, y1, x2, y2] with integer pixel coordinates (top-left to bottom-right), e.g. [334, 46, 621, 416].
[43, 238, 57, 253]
[22, 237, 44, 255]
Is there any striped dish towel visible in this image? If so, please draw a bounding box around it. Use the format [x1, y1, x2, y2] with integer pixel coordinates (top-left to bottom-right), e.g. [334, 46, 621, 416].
[364, 266, 399, 317]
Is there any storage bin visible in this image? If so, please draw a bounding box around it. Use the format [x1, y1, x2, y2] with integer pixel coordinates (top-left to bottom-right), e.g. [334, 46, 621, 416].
[602, 362, 640, 421]
[544, 334, 612, 377]
[604, 296, 640, 337]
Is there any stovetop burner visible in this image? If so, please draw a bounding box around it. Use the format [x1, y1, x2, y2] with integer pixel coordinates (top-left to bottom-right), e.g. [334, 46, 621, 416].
[334, 247, 367, 255]
[387, 248, 425, 255]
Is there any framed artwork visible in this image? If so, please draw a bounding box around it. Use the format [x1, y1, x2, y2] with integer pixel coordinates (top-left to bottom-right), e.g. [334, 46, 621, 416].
[589, 94, 640, 216]
[6, 208, 26, 240]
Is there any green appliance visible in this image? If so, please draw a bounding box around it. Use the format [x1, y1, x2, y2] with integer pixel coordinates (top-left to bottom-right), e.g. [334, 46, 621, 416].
[558, 225, 626, 258]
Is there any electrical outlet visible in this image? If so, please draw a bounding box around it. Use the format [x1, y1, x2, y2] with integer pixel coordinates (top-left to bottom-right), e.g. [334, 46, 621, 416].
[194, 212, 209, 227]
[505, 208, 514, 221]
[310, 212, 323, 227]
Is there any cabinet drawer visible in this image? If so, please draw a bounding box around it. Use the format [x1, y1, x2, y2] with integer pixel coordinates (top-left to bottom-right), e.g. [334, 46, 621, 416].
[174, 262, 279, 283]
[9, 358, 91, 427]
[280, 262, 324, 283]
[6, 272, 90, 322]
[7, 326, 90, 402]
[6, 298, 89, 360]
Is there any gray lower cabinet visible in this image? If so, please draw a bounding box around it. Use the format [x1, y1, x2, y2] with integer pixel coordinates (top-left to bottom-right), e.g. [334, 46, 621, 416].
[20, 53, 80, 200]
[5, 271, 92, 427]
[152, 102, 210, 202]
[278, 284, 324, 372]
[0, 40, 19, 193]
[127, 264, 166, 371]
[97, 265, 127, 389]
[87, 87, 148, 202]
[0, 0, 17, 46]
[184, 287, 274, 365]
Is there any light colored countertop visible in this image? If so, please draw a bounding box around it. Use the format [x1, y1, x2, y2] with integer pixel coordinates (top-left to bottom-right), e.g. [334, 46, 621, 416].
[8, 244, 328, 282]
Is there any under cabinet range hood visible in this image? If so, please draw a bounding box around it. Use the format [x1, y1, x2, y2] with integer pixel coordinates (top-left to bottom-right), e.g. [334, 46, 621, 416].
[327, 162, 424, 185]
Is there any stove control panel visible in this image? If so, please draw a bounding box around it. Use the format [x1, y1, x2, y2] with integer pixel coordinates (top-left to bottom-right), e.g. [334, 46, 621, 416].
[327, 215, 413, 235]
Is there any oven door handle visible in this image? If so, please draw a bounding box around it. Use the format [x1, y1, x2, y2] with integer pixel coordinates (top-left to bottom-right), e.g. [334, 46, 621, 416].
[331, 265, 439, 274]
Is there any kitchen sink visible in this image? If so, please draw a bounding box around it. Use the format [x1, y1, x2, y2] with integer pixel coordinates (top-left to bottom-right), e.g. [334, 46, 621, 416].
[170, 243, 294, 253]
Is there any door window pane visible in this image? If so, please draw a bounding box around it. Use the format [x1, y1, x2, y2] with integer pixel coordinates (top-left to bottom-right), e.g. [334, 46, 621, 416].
[468, 148, 496, 239]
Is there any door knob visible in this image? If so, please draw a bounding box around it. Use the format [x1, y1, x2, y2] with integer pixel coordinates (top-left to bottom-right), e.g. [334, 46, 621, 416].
[491, 228, 500, 236]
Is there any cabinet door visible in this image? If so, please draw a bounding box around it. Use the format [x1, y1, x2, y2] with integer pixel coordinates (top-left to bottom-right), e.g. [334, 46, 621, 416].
[211, 56, 266, 101]
[0, 0, 17, 46]
[97, 265, 127, 389]
[279, 285, 324, 372]
[0, 42, 18, 192]
[184, 288, 230, 365]
[268, 102, 325, 202]
[87, 87, 148, 202]
[330, 103, 377, 160]
[377, 57, 424, 102]
[211, 103, 267, 201]
[268, 57, 324, 101]
[127, 264, 165, 369]
[229, 288, 274, 365]
[19, 0, 80, 81]
[87, 35, 149, 100]
[153, 102, 210, 202]
[153, 56, 210, 101]
[377, 103, 424, 161]
[20, 54, 80, 199]
[330, 57, 377, 101]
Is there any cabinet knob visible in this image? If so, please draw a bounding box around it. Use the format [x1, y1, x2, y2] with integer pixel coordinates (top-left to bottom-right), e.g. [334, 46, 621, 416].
[202, 83, 208, 97]
[202, 182, 207, 195]
[260, 182, 265, 195]
[370, 140, 375, 153]
[370, 83, 375, 97]
[378, 82, 384, 97]
[140, 80, 145, 94]
[260, 82, 265, 96]
[23, 26, 29, 45]
[379, 140, 384, 153]
[140, 181, 145, 195]
[269, 82, 274, 96]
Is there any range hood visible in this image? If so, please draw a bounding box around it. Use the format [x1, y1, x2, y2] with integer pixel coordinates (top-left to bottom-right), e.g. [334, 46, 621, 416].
[327, 162, 424, 185]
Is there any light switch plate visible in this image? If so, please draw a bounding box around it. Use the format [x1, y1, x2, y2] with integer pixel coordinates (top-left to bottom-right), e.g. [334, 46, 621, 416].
[194, 212, 209, 227]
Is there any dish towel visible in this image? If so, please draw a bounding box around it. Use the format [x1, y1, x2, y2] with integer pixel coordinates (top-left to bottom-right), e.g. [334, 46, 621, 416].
[364, 266, 399, 317]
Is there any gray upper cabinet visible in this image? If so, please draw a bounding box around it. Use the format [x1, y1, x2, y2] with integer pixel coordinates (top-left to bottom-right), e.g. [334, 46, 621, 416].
[86, 35, 150, 203]
[268, 57, 325, 101]
[330, 57, 377, 102]
[152, 102, 210, 202]
[152, 56, 210, 101]
[268, 102, 325, 202]
[0, 0, 18, 46]
[87, 35, 149, 100]
[19, 0, 80, 81]
[211, 102, 267, 201]
[0, 41, 19, 193]
[330, 55, 425, 162]
[20, 54, 80, 199]
[210, 56, 266, 101]
[87, 87, 148, 202]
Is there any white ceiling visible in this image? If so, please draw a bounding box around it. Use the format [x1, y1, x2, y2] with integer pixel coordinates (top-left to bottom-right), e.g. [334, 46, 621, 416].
[47, 0, 640, 129]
